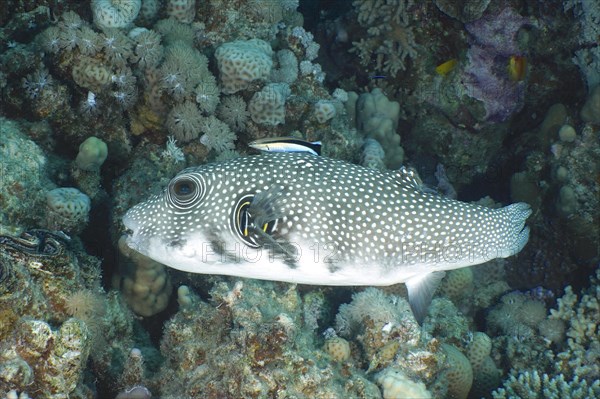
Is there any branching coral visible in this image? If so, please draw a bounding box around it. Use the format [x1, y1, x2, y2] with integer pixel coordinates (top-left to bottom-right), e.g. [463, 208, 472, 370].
[350, 0, 419, 75]
[166, 101, 203, 142]
[492, 370, 600, 399]
[218, 95, 249, 132]
[491, 266, 600, 398]
[130, 28, 164, 69]
[198, 115, 236, 153]
[564, 0, 600, 90]
[548, 270, 600, 383]
[160, 42, 211, 101]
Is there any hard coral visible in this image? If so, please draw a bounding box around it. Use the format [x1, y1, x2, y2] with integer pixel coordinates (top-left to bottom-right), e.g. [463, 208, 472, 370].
[492, 370, 600, 399]
[166, 0, 196, 24]
[248, 83, 290, 126]
[215, 39, 273, 94]
[45, 187, 91, 233]
[441, 343, 473, 399]
[350, 0, 419, 75]
[376, 368, 432, 399]
[91, 0, 142, 30]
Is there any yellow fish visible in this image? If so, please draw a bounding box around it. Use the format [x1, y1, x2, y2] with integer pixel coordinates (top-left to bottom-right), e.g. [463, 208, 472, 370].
[435, 59, 457, 76]
[508, 55, 527, 81]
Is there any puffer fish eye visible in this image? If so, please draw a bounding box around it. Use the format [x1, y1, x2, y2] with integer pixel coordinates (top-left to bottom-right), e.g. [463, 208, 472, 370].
[173, 180, 194, 197]
[167, 174, 206, 209]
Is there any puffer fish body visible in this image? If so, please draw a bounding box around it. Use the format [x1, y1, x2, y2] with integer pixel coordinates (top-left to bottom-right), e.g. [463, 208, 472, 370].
[123, 152, 531, 319]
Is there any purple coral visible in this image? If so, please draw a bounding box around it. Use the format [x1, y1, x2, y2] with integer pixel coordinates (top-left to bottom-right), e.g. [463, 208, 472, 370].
[462, 45, 526, 123]
[465, 7, 530, 56]
[461, 7, 530, 123]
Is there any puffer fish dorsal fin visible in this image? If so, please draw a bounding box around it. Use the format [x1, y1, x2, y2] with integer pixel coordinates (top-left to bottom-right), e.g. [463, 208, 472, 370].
[405, 271, 446, 324]
[390, 166, 423, 189]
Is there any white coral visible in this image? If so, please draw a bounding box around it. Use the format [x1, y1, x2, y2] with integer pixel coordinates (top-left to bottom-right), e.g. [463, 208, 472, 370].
[218, 96, 249, 132]
[199, 116, 236, 153]
[376, 368, 432, 399]
[248, 83, 290, 126]
[91, 0, 141, 30]
[215, 39, 273, 94]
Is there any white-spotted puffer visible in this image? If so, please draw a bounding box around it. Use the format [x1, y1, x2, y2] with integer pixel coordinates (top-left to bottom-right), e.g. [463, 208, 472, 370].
[122, 152, 531, 321]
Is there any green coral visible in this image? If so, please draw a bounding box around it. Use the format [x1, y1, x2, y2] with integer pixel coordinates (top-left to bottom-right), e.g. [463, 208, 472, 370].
[492, 370, 600, 399]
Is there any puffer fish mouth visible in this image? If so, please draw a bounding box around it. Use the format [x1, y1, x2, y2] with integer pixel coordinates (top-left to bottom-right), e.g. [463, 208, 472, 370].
[121, 210, 143, 252]
[121, 212, 136, 237]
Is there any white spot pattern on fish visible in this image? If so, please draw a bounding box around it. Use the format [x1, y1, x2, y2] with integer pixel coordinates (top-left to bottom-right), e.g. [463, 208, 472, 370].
[123, 152, 531, 321]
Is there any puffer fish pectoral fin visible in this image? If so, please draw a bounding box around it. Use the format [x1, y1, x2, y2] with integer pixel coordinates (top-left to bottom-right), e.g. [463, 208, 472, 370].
[247, 185, 298, 266]
[405, 271, 446, 324]
[248, 185, 287, 227]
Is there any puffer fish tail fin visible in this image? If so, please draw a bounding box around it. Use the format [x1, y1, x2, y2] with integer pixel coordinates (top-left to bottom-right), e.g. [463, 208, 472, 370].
[405, 271, 446, 324]
[498, 202, 532, 257]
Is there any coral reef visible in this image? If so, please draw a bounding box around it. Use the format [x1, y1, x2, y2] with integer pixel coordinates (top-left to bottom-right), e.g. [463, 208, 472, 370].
[565, 1, 600, 91]
[75, 136, 108, 171]
[45, 187, 91, 233]
[581, 84, 600, 123]
[248, 83, 291, 126]
[118, 235, 173, 317]
[350, 0, 419, 76]
[376, 368, 432, 399]
[91, 0, 142, 29]
[156, 280, 381, 397]
[441, 343, 472, 399]
[353, 88, 404, 168]
[0, 318, 92, 398]
[492, 370, 600, 399]
[462, 7, 529, 123]
[215, 38, 273, 94]
[0, 227, 114, 397]
[433, 0, 490, 23]
[0, 118, 51, 231]
[0, 0, 599, 398]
